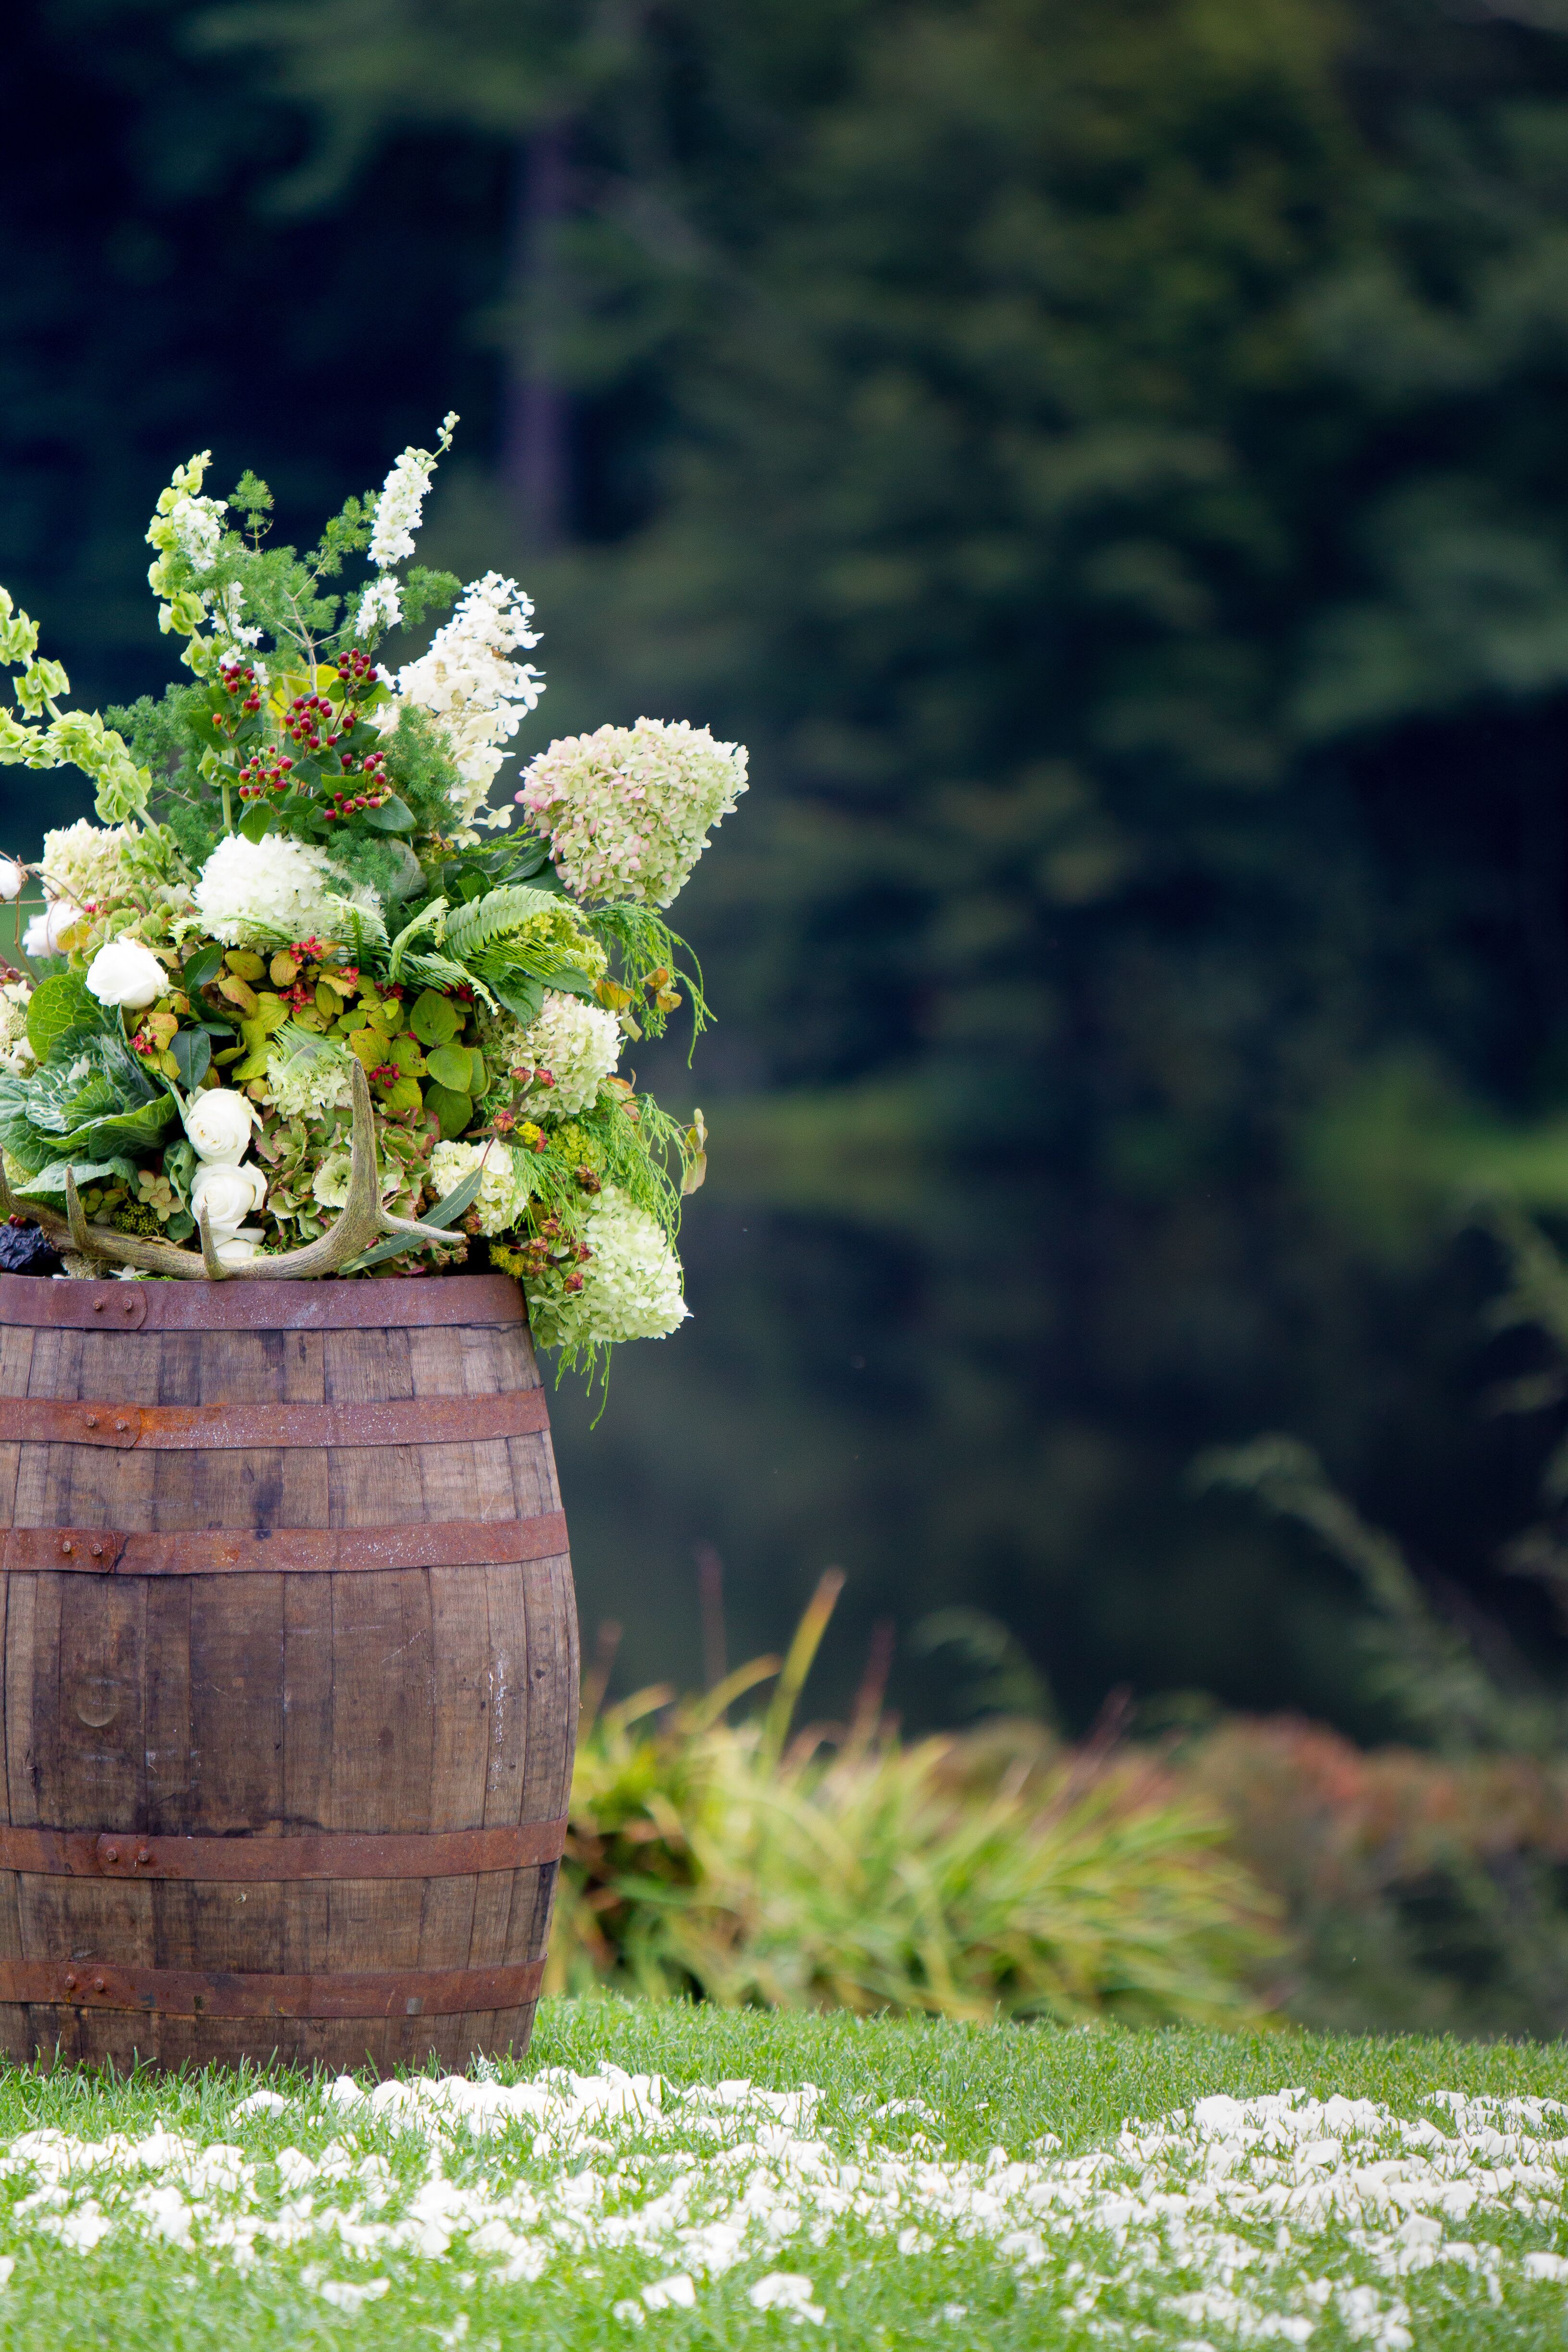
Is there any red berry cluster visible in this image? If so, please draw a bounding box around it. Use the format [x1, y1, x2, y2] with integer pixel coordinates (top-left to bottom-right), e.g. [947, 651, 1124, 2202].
[322, 745, 392, 823]
[283, 691, 341, 753]
[237, 749, 294, 800]
[519, 1218, 592, 1289]
[217, 662, 263, 715]
[338, 648, 380, 693]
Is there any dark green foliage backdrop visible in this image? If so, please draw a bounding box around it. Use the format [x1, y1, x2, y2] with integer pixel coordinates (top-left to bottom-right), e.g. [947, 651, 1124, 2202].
[9, 0, 1568, 1730]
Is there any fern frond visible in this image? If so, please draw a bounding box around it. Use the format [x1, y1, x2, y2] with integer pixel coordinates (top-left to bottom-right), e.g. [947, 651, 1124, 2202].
[322, 893, 389, 961]
[270, 1021, 353, 1074]
[399, 949, 500, 1009]
[389, 898, 447, 983]
[442, 884, 558, 962]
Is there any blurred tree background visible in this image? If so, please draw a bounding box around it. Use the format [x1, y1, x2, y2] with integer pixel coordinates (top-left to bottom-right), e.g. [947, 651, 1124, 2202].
[10, 0, 1568, 1739]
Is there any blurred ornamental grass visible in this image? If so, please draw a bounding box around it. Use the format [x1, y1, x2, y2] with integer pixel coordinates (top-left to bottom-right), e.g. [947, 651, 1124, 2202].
[548, 1572, 1280, 2026]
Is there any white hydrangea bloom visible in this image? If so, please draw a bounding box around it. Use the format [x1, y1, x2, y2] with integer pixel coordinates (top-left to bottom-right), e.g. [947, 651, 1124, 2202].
[532, 1186, 687, 1348]
[263, 1042, 355, 1121]
[193, 833, 378, 948]
[356, 576, 403, 637]
[394, 573, 544, 824]
[429, 1138, 527, 1236]
[368, 414, 455, 568]
[0, 980, 33, 1076]
[517, 719, 748, 907]
[504, 989, 622, 1118]
[37, 818, 134, 911]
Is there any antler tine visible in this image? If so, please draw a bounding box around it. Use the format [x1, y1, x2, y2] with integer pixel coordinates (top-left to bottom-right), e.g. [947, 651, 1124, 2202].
[232, 1056, 457, 1278]
[63, 1165, 92, 1258]
[7, 1062, 469, 1284]
[43, 1164, 216, 1280]
[197, 1203, 230, 1281]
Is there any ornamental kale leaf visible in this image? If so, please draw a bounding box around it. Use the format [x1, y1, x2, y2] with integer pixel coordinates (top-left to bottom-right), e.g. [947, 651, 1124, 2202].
[0, 1029, 177, 1172]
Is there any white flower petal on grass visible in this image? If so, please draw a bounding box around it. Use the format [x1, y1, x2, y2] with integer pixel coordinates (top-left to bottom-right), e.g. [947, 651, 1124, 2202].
[641, 2274, 696, 2311]
[0, 2071, 1566, 2342]
[748, 2272, 824, 2323]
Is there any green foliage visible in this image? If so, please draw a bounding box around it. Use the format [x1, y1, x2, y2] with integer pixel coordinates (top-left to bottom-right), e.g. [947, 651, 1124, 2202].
[24, 969, 110, 1060]
[377, 703, 466, 833]
[557, 1578, 1276, 2022]
[0, 1026, 177, 1171]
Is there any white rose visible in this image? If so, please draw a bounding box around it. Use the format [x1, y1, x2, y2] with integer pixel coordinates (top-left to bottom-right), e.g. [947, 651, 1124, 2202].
[0, 860, 24, 902]
[184, 1089, 258, 1165]
[213, 1228, 263, 1268]
[85, 937, 167, 1012]
[191, 1161, 267, 1237]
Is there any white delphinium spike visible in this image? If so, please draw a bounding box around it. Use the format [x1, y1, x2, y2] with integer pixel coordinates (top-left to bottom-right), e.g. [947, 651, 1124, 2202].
[368, 413, 458, 570]
[393, 571, 544, 828]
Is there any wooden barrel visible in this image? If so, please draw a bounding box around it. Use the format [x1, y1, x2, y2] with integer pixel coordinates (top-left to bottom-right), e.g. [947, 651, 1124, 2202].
[0, 1269, 578, 2074]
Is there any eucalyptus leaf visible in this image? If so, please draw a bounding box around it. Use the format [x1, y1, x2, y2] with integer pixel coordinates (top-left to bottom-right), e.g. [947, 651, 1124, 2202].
[341, 1163, 484, 1272]
[487, 972, 544, 1027]
[425, 1041, 475, 1093]
[409, 989, 462, 1047]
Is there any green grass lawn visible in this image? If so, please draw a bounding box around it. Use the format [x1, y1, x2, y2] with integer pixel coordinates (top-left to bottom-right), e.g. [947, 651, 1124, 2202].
[0, 1999, 1566, 2347]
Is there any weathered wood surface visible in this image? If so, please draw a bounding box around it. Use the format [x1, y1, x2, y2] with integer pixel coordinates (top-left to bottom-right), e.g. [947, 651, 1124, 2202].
[0, 1271, 579, 2073]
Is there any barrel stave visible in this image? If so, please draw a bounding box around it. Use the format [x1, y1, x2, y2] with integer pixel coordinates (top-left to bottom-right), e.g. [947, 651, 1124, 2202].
[0, 1275, 577, 2071]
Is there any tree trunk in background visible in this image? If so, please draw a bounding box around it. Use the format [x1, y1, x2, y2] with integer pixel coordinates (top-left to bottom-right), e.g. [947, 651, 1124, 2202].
[504, 123, 571, 550]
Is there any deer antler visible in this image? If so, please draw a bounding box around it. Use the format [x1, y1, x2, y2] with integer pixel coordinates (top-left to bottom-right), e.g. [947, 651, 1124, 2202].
[0, 1059, 466, 1281]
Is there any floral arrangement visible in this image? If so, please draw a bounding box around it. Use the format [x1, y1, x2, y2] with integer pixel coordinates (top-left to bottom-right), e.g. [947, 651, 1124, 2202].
[0, 421, 746, 1377]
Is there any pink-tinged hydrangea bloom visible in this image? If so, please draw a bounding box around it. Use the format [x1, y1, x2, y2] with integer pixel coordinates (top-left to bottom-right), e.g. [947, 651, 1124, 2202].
[517, 718, 747, 907]
[506, 990, 622, 1118]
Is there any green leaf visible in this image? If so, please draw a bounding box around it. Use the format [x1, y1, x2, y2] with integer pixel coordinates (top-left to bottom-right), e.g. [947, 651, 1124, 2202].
[534, 959, 598, 1001]
[239, 802, 279, 843]
[409, 988, 462, 1047]
[487, 972, 544, 1027]
[25, 972, 109, 1059]
[422, 1081, 473, 1139]
[170, 1029, 211, 1090]
[364, 795, 414, 833]
[344, 1163, 485, 1271]
[425, 1041, 475, 1092]
[182, 943, 224, 994]
[10, 1155, 136, 1200]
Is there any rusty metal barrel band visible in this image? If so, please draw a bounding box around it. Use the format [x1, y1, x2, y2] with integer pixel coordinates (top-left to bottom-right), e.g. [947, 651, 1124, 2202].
[0, 1390, 550, 1450]
[0, 1511, 569, 1577]
[0, 1272, 527, 1332]
[0, 1820, 569, 1880]
[0, 1958, 547, 2018]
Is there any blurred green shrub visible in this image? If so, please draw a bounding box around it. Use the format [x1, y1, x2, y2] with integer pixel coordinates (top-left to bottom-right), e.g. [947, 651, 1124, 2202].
[550, 1576, 1279, 2025]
